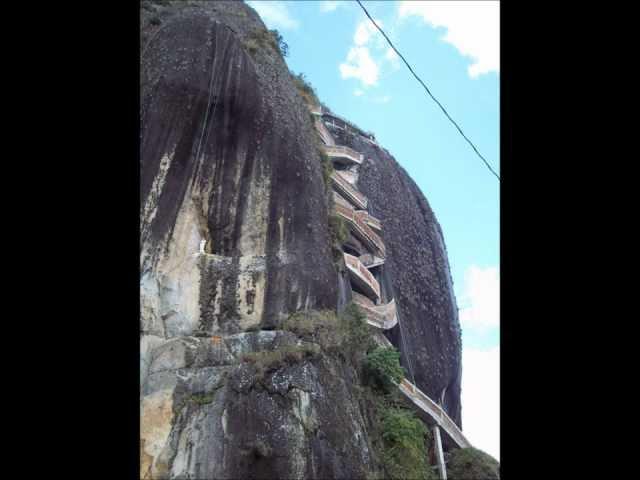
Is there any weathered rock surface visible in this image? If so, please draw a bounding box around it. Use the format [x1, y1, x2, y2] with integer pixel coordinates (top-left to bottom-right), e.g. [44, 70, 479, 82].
[141, 331, 374, 480]
[140, 1, 464, 478]
[141, 0, 337, 338]
[140, 2, 374, 478]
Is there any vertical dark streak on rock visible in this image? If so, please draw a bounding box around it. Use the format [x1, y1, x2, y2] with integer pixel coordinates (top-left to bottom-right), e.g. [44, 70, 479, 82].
[152, 103, 200, 248]
[262, 115, 284, 329]
[188, 22, 220, 193]
[228, 44, 259, 257]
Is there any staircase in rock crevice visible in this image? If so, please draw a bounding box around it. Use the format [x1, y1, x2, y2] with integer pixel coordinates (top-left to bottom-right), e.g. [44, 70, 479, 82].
[310, 104, 471, 480]
[311, 106, 394, 325]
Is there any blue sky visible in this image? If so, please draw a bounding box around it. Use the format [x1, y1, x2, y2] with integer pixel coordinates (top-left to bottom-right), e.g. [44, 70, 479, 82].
[245, 0, 500, 459]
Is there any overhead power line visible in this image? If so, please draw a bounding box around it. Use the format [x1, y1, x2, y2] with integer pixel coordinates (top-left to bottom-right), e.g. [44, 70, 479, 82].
[355, 0, 500, 182]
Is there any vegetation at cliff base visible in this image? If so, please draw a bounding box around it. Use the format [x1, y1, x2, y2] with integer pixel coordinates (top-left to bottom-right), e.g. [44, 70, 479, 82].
[446, 447, 500, 480]
[380, 408, 436, 480]
[360, 346, 434, 479]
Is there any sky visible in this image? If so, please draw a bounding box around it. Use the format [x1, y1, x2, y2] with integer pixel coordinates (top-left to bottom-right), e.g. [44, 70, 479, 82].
[245, 0, 500, 460]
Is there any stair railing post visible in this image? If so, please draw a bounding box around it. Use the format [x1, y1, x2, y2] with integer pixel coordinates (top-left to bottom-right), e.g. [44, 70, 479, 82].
[432, 424, 447, 480]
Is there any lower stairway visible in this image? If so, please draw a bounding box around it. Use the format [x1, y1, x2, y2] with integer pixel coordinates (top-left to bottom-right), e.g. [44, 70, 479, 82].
[372, 333, 471, 480]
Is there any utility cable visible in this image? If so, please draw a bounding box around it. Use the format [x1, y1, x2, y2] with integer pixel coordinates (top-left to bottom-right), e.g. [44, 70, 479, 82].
[355, 0, 500, 181]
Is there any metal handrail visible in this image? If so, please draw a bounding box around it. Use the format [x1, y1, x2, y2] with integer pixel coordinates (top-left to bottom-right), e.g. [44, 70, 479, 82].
[362, 212, 381, 231]
[331, 173, 368, 209]
[324, 145, 364, 164]
[335, 203, 385, 257]
[353, 297, 398, 329]
[397, 379, 471, 449]
[314, 118, 335, 146]
[344, 253, 381, 300]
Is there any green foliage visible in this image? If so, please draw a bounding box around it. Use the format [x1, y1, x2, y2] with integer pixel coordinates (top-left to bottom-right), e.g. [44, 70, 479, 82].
[283, 303, 374, 360]
[188, 392, 215, 406]
[447, 447, 500, 480]
[364, 347, 405, 393]
[379, 408, 434, 480]
[328, 214, 349, 264]
[340, 303, 375, 355]
[269, 29, 288, 57]
[320, 150, 334, 189]
[243, 28, 287, 59]
[319, 149, 341, 263]
[381, 408, 428, 447]
[291, 72, 320, 106]
[359, 369, 433, 480]
[240, 344, 321, 380]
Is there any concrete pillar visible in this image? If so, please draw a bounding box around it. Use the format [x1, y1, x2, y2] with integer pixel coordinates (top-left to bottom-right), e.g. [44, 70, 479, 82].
[432, 424, 447, 480]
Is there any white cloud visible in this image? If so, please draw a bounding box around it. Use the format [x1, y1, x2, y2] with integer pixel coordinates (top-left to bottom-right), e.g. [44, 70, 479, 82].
[459, 265, 499, 330]
[340, 17, 401, 91]
[339, 46, 380, 86]
[354, 89, 365, 96]
[319, 1, 341, 13]
[339, 19, 387, 88]
[246, 1, 299, 30]
[462, 346, 500, 460]
[398, 1, 499, 78]
[354, 18, 382, 46]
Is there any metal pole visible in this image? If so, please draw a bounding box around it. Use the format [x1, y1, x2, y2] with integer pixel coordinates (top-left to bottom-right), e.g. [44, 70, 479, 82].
[432, 425, 447, 480]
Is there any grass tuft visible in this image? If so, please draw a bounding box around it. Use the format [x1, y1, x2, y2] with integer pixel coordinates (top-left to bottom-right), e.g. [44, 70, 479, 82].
[240, 344, 321, 380]
[446, 447, 500, 480]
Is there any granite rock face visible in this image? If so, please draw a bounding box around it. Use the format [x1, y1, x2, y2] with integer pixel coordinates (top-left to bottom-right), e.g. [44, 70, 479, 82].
[140, 1, 464, 478]
[141, 0, 337, 338]
[140, 2, 371, 478]
[141, 331, 374, 480]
